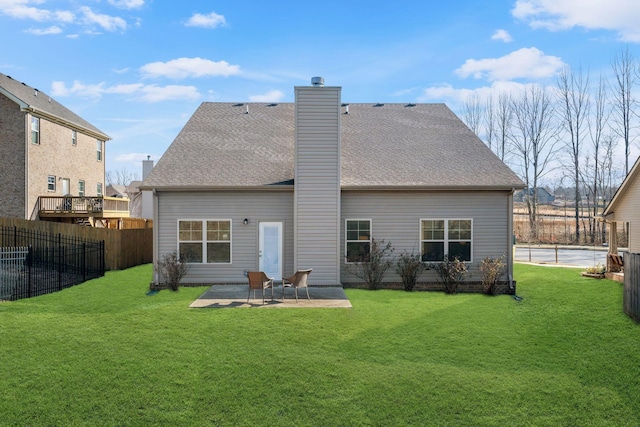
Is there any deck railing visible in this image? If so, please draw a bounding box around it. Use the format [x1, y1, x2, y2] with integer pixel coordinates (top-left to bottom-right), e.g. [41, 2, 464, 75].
[38, 196, 129, 217]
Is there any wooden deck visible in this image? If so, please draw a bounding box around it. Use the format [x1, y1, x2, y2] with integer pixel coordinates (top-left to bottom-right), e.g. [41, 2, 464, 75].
[37, 196, 130, 220]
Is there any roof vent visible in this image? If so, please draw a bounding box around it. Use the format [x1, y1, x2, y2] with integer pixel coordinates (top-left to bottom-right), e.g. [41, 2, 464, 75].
[267, 103, 278, 107]
[311, 76, 324, 87]
[373, 103, 384, 107]
[34, 89, 38, 97]
[245, 105, 249, 114]
[233, 103, 244, 107]
[405, 103, 416, 107]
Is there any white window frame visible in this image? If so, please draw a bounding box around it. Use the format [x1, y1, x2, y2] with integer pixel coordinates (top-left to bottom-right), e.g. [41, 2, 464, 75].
[420, 218, 473, 263]
[96, 183, 103, 197]
[78, 180, 85, 197]
[177, 219, 232, 264]
[72, 130, 77, 146]
[96, 140, 102, 161]
[31, 117, 40, 144]
[345, 219, 372, 263]
[47, 175, 56, 192]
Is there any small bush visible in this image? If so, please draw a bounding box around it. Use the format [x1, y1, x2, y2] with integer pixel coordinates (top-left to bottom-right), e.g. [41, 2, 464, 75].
[479, 255, 506, 295]
[585, 263, 606, 275]
[431, 254, 468, 294]
[347, 238, 394, 290]
[155, 251, 189, 291]
[395, 251, 426, 292]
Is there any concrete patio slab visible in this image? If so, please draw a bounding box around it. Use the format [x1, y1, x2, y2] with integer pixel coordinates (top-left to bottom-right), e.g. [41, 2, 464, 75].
[189, 285, 352, 308]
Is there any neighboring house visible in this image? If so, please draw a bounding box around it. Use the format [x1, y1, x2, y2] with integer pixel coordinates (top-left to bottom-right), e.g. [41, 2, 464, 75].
[514, 187, 555, 204]
[141, 79, 525, 292]
[602, 155, 640, 270]
[0, 72, 111, 220]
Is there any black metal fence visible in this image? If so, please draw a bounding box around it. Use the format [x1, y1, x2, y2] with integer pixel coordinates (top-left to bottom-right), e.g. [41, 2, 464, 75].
[0, 225, 105, 301]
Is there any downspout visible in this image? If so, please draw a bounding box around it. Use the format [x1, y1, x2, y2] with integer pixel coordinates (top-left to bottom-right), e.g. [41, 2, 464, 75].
[508, 188, 515, 290]
[24, 113, 29, 219]
[152, 188, 159, 285]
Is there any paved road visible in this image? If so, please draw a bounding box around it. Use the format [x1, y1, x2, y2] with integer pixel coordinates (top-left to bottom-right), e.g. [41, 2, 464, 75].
[514, 246, 616, 268]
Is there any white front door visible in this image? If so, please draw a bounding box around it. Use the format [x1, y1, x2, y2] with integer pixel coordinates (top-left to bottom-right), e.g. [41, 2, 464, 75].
[259, 222, 283, 281]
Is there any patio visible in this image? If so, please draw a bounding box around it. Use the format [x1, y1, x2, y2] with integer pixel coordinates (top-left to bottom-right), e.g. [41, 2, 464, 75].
[189, 285, 352, 308]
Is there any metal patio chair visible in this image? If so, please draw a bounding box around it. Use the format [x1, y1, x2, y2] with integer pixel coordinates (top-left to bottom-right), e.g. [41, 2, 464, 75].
[281, 269, 313, 302]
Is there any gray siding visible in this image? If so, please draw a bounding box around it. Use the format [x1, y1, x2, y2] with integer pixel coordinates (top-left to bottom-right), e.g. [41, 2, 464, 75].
[340, 191, 513, 283]
[294, 86, 341, 284]
[610, 176, 640, 253]
[156, 190, 294, 284]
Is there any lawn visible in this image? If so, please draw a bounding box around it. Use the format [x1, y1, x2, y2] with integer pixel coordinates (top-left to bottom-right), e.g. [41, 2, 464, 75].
[1, 264, 639, 426]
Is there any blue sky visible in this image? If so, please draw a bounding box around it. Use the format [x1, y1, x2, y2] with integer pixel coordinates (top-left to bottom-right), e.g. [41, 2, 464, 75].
[2, 0, 640, 179]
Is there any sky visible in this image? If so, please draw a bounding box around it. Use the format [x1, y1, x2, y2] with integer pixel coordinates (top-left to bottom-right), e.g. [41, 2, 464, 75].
[2, 0, 640, 181]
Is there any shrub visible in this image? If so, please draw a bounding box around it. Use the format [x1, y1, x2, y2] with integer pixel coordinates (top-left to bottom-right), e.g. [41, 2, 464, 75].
[479, 255, 506, 295]
[348, 238, 394, 290]
[155, 251, 189, 291]
[431, 254, 468, 294]
[585, 263, 606, 275]
[395, 251, 426, 292]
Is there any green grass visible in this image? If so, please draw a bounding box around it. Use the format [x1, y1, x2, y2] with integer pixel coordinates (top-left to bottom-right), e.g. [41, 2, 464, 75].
[1, 264, 639, 426]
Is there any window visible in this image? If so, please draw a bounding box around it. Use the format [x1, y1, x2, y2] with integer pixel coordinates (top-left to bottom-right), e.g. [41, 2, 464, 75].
[96, 183, 103, 197]
[78, 180, 85, 197]
[96, 140, 102, 161]
[72, 130, 77, 146]
[31, 117, 40, 144]
[47, 175, 55, 191]
[345, 219, 371, 263]
[421, 219, 472, 262]
[178, 220, 231, 264]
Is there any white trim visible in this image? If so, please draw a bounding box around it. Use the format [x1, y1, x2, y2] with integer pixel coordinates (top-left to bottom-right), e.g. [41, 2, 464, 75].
[176, 219, 233, 264]
[420, 218, 473, 262]
[344, 218, 372, 264]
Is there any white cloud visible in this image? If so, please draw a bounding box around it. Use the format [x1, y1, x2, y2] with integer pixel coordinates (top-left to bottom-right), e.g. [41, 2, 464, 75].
[419, 81, 531, 105]
[140, 57, 240, 79]
[455, 47, 565, 81]
[115, 152, 152, 163]
[185, 11, 226, 28]
[25, 25, 62, 35]
[248, 90, 285, 103]
[0, 0, 74, 22]
[51, 80, 201, 103]
[80, 6, 126, 32]
[491, 29, 513, 42]
[107, 0, 145, 10]
[513, 0, 640, 42]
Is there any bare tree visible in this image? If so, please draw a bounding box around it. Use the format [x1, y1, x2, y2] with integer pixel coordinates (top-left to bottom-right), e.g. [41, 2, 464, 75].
[587, 74, 610, 243]
[462, 92, 483, 136]
[106, 168, 140, 186]
[556, 66, 590, 243]
[495, 92, 513, 163]
[511, 85, 559, 240]
[484, 94, 496, 152]
[610, 47, 637, 174]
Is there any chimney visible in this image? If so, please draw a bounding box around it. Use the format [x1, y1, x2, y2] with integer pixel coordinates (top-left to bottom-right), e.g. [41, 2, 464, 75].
[293, 77, 341, 285]
[142, 156, 154, 180]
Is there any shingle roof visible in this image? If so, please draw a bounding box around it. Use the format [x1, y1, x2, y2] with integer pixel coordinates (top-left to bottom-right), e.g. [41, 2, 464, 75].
[143, 102, 524, 190]
[0, 72, 109, 140]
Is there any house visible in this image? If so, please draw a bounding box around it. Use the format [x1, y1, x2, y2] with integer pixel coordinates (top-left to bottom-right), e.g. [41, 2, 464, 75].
[141, 78, 525, 292]
[514, 187, 555, 204]
[602, 155, 640, 272]
[0, 72, 128, 224]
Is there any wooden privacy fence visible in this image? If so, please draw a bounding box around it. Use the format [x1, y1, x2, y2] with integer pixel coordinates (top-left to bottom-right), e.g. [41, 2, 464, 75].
[624, 252, 640, 323]
[0, 218, 152, 271]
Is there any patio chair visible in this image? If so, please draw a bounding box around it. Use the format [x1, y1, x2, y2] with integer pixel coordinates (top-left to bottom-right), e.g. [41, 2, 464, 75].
[282, 269, 312, 302]
[247, 271, 274, 305]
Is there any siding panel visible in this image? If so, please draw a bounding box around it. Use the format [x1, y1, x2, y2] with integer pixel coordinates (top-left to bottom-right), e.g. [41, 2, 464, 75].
[157, 191, 294, 285]
[340, 191, 512, 283]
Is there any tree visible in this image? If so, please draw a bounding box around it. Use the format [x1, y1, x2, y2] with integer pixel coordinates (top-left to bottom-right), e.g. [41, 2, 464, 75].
[610, 47, 636, 174]
[511, 85, 559, 240]
[106, 168, 140, 186]
[495, 91, 513, 162]
[462, 92, 483, 136]
[484, 95, 496, 153]
[556, 66, 590, 243]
